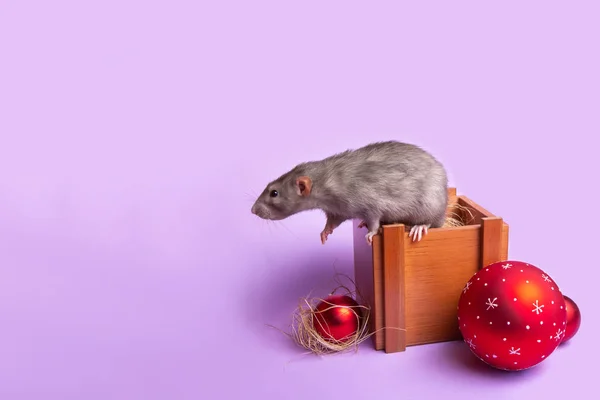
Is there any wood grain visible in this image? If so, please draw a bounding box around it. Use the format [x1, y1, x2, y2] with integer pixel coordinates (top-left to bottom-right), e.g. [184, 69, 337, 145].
[352, 220, 377, 347]
[371, 233, 385, 350]
[481, 217, 504, 268]
[447, 187, 457, 204]
[352, 219, 386, 350]
[457, 195, 495, 225]
[382, 225, 406, 353]
[404, 225, 481, 345]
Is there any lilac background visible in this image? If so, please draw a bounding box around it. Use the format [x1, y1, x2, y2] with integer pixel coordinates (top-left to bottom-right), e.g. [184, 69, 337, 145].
[1, 1, 599, 399]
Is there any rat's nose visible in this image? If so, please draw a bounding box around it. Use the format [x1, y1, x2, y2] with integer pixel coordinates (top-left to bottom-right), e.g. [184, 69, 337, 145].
[251, 205, 257, 215]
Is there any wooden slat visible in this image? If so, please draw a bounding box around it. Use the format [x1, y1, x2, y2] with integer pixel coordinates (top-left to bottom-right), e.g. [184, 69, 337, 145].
[447, 187, 457, 204]
[371, 233, 385, 350]
[404, 225, 481, 346]
[481, 217, 504, 268]
[458, 195, 496, 217]
[352, 220, 374, 334]
[457, 195, 496, 225]
[352, 220, 386, 350]
[382, 225, 406, 353]
[501, 223, 510, 261]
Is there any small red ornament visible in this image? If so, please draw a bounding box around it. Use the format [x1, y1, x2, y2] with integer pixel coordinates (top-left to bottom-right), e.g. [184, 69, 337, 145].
[457, 260, 567, 371]
[312, 295, 363, 342]
[561, 295, 581, 344]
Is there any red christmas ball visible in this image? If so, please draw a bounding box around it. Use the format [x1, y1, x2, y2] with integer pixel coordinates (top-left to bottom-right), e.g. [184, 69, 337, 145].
[561, 295, 581, 344]
[312, 295, 363, 342]
[457, 260, 567, 371]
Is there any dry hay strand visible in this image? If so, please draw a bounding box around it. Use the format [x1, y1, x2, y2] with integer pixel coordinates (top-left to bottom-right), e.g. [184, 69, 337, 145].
[443, 202, 476, 228]
[273, 273, 404, 356]
[290, 275, 370, 355]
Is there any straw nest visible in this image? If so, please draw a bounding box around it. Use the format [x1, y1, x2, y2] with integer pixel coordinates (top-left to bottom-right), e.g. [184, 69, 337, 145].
[280, 274, 408, 356]
[281, 275, 374, 355]
[443, 202, 476, 228]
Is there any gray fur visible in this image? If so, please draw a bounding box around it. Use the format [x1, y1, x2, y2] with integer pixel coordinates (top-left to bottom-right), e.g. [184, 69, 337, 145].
[251, 140, 448, 243]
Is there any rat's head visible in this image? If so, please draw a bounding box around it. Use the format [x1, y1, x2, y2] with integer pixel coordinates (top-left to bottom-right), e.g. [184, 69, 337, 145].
[251, 172, 313, 220]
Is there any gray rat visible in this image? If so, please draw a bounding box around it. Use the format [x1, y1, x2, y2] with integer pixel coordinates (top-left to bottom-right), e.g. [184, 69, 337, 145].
[250, 140, 448, 245]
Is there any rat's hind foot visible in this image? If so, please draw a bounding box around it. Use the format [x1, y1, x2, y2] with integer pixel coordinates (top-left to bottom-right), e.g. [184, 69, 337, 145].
[409, 224, 430, 242]
[357, 220, 368, 229]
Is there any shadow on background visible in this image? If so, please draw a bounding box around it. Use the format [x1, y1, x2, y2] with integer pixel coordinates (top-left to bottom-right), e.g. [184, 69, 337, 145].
[242, 242, 358, 356]
[435, 340, 549, 381]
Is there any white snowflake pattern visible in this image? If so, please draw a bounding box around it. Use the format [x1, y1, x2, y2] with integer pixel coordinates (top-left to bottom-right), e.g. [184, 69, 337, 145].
[509, 347, 521, 355]
[465, 338, 476, 349]
[463, 281, 472, 293]
[502, 263, 513, 270]
[486, 297, 498, 310]
[553, 329, 565, 341]
[532, 300, 544, 315]
[542, 274, 552, 283]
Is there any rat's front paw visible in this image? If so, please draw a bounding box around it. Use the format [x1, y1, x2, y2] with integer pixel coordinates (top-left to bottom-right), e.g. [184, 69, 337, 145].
[409, 224, 430, 242]
[365, 230, 378, 245]
[320, 229, 333, 244]
[357, 220, 368, 229]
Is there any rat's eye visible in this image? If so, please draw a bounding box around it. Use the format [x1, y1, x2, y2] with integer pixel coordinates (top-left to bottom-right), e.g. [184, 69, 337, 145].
[269, 190, 279, 198]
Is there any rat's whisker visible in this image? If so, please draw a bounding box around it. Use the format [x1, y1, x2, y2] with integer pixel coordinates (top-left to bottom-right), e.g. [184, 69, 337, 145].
[243, 190, 257, 203]
[269, 221, 278, 237]
[275, 220, 300, 240]
[265, 219, 274, 236]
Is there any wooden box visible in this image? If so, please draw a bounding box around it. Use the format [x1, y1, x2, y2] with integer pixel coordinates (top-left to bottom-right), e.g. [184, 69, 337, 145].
[352, 187, 509, 353]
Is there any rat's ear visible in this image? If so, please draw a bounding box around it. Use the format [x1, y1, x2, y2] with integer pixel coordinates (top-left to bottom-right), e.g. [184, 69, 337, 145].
[296, 176, 312, 197]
